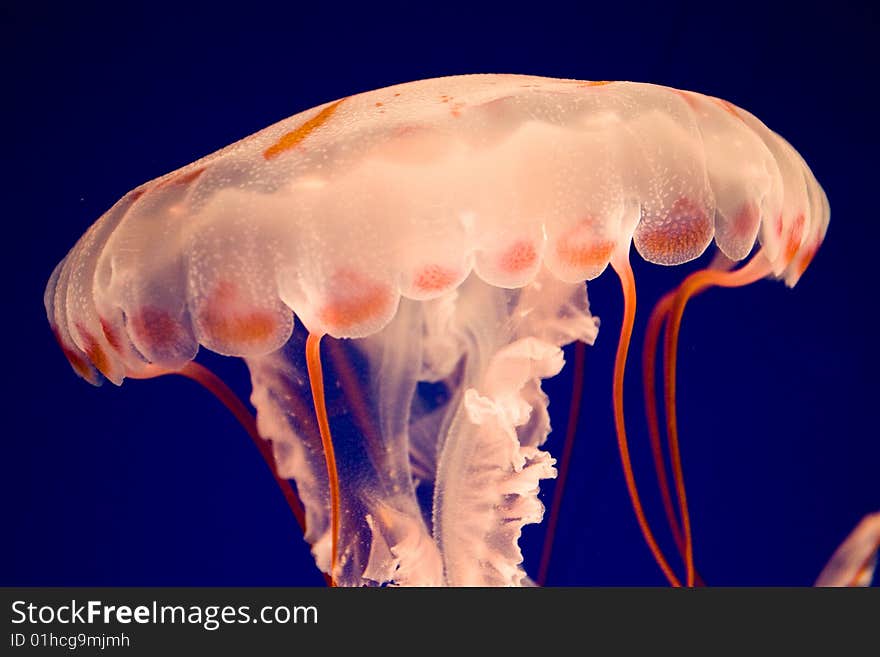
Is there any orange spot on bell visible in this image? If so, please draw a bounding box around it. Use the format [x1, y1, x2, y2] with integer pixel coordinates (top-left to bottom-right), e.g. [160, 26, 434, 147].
[555, 217, 616, 268]
[671, 89, 701, 111]
[76, 324, 112, 376]
[784, 214, 806, 264]
[51, 327, 97, 382]
[154, 166, 206, 191]
[129, 307, 189, 352]
[732, 202, 760, 239]
[499, 240, 538, 273]
[793, 237, 821, 279]
[556, 232, 616, 269]
[579, 80, 614, 87]
[413, 264, 458, 292]
[198, 281, 278, 346]
[100, 317, 124, 353]
[713, 96, 743, 121]
[317, 270, 393, 330]
[774, 214, 784, 239]
[638, 197, 712, 259]
[263, 99, 345, 160]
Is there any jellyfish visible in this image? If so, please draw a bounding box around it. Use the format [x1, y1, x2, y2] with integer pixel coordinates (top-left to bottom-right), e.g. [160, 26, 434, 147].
[45, 74, 876, 586]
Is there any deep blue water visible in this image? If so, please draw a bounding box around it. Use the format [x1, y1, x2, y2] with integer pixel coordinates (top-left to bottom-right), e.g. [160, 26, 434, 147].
[3, 1, 878, 586]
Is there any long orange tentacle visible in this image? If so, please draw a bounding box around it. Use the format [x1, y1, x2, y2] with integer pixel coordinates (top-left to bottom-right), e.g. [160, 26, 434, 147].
[663, 251, 773, 586]
[305, 333, 341, 586]
[610, 252, 682, 587]
[642, 293, 685, 553]
[643, 254, 733, 584]
[537, 339, 586, 587]
[644, 295, 717, 586]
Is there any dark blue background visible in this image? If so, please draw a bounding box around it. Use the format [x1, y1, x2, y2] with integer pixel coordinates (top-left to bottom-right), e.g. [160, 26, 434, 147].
[3, 1, 877, 586]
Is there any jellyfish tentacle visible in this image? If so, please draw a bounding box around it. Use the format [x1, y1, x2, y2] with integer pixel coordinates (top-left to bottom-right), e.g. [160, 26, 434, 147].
[642, 292, 685, 555]
[537, 338, 586, 587]
[610, 249, 681, 587]
[643, 253, 734, 583]
[305, 333, 341, 586]
[663, 249, 773, 586]
[645, 291, 713, 586]
[249, 319, 443, 587]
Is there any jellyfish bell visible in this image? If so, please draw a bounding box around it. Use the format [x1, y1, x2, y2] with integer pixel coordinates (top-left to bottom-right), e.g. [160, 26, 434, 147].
[46, 74, 849, 587]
